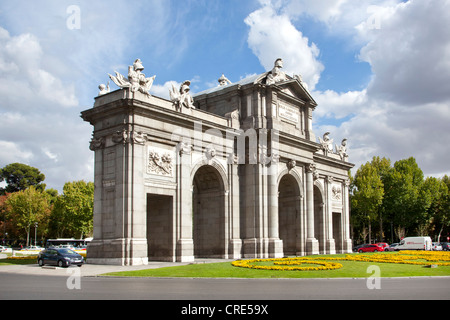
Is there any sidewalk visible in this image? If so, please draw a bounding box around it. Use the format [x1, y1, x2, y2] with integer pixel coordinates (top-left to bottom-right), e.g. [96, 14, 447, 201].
[0, 257, 232, 277]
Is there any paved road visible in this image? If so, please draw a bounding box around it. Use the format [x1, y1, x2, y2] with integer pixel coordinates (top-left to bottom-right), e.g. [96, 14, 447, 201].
[1, 269, 449, 300]
[1, 259, 449, 303]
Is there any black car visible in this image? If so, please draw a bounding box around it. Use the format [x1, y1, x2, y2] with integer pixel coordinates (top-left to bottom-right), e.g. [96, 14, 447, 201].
[38, 248, 84, 268]
[441, 242, 449, 251]
[352, 244, 366, 252]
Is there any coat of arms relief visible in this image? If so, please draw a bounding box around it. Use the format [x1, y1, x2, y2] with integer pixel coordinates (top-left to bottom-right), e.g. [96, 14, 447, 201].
[147, 149, 173, 176]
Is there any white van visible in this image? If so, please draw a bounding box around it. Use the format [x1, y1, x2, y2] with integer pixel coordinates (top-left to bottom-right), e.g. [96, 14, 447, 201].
[395, 236, 432, 251]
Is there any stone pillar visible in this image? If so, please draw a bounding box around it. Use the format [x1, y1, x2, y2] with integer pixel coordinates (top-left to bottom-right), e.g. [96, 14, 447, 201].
[268, 154, 283, 258]
[124, 131, 149, 266]
[305, 164, 319, 255]
[176, 142, 194, 262]
[87, 128, 149, 266]
[326, 176, 336, 255]
[228, 157, 242, 259]
[342, 179, 353, 253]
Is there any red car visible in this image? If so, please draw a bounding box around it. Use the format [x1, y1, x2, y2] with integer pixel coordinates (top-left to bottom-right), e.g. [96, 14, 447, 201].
[376, 243, 389, 251]
[358, 244, 384, 253]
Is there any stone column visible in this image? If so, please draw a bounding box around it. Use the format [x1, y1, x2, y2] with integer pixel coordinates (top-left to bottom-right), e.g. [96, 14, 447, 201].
[305, 164, 319, 255]
[268, 154, 283, 258]
[342, 179, 353, 253]
[176, 142, 194, 262]
[125, 131, 149, 266]
[326, 176, 336, 255]
[86, 138, 104, 264]
[228, 155, 242, 259]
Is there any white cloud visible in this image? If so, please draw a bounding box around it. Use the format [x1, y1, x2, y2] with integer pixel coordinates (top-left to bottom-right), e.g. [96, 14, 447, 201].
[0, 141, 33, 164]
[359, 0, 450, 105]
[313, 89, 367, 119]
[0, 26, 91, 191]
[150, 80, 182, 101]
[254, 0, 450, 178]
[244, 3, 324, 90]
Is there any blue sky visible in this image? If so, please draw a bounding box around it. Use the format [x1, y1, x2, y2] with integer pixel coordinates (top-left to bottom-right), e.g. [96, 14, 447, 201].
[0, 0, 449, 191]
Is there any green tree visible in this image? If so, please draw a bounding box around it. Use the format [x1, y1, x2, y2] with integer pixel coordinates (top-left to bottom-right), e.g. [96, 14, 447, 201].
[49, 181, 94, 239]
[370, 156, 392, 241]
[5, 186, 50, 246]
[351, 161, 384, 243]
[428, 176, 450, 242]
[392, 157, 425, 238]
[0, 163, 46, 195]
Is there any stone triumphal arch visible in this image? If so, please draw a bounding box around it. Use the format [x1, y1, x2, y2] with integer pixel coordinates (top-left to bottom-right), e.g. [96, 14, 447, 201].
[81, 58, 354, 265]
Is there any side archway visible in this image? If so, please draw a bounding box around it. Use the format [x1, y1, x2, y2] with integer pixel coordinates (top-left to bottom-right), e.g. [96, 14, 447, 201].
[192, 163, 228, 258]
[277, 169, 303, 256]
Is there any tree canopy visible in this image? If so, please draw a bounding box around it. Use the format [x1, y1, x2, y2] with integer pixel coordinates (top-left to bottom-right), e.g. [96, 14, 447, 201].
[350, 156, 449, 244]
[0, 163, 46, 195]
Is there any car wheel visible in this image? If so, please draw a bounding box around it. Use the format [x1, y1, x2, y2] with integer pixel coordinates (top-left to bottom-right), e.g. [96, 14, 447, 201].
[58, 260, 67, 268]
[358, 249, 363, 253]
[38, 259, 44, 267]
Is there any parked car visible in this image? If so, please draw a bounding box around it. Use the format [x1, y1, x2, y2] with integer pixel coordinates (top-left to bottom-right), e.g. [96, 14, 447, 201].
[376, 243, 389, 251]
[0, 246, 7, 252]
[353, 244, 367, 252]
[440, 242, 449, 251]
[385, 243, 399, 251]
[38, 248, 84, 268]
[358, 244, 384, 253]
[432, 242, 442, 251]
[395, 236, 432, 251]
[22, 246, 44, 251]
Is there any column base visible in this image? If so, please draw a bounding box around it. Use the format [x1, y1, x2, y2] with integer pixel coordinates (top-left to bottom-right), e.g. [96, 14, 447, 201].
[229, 239, 242, 259]
[306, 238, 319, 255]
[326, 239, 336, 255]
[342, 239, 353, 254]
[176, 239, 194, 262]
[269, 238, 284, 258]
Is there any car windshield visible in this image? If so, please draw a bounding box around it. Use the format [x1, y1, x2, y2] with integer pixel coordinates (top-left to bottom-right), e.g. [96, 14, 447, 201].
[58, 248, 77, 255]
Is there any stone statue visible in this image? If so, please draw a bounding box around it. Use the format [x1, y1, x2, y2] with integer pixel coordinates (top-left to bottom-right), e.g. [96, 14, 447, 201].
[108, 59, 156, 97]
[266, 58, 287, 85]
[319, 132, 334, 155]
[218, 74, 231, 86]
[98, 82, 110, 96]
[336, 139, 349, 161]
[169, 80, 195, 110]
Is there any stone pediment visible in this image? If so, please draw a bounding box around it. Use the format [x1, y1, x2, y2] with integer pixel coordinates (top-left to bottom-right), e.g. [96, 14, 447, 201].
[267, 76, 317, 107]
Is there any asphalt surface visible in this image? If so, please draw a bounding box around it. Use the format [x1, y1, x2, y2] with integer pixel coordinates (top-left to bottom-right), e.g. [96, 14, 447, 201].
[1, 254, 449, 301]
[0, 255, 193, 277]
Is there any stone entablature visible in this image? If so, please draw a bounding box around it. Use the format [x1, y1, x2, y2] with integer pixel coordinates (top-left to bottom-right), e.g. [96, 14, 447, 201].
[82, 59, 354, 265]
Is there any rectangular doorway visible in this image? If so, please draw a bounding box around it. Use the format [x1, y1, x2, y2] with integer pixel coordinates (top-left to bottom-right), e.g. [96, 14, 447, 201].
[332, 212, 342, 253]
[147, 194, 173, 261]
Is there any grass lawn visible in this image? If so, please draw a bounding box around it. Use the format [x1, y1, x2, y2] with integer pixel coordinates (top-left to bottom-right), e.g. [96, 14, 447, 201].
[103, 253, 450, 279]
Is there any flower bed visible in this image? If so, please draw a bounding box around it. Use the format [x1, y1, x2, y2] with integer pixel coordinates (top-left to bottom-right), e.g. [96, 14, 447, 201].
[231, 251, 450, 271]
[7, 255, 38, 260]
[232, 257, 343, 271]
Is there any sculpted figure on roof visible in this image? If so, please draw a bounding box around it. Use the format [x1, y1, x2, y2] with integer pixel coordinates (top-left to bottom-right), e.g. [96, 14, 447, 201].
[169, 80, 195, 111]
[108, 59, 156, 97]
[266, 58, 287, 85]
[218, 74, 232, 86]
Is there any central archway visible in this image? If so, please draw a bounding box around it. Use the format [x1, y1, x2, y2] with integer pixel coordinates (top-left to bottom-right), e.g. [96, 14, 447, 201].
[192, 165, 226, 258]
[278, 174, 301, 256]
